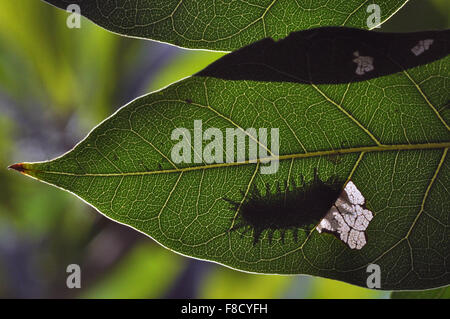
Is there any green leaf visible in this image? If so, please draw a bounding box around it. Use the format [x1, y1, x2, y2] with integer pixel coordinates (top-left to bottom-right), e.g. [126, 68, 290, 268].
[391, 286, 450, 299]
[9, 28, 450, 290]
[42, 0, 409, 51]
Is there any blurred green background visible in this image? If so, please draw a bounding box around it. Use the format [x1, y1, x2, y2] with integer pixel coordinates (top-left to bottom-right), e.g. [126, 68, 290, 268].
[0, 0, 448, 298]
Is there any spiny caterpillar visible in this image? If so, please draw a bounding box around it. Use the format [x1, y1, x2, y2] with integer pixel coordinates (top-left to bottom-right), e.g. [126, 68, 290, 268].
[225, 169, 344, 245]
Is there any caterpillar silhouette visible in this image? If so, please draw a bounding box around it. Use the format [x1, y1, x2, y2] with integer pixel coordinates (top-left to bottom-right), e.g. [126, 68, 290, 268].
[225, 169, 344, 245]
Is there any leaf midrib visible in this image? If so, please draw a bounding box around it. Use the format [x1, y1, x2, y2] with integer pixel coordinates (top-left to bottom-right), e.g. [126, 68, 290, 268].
[21, 142, 450, 177]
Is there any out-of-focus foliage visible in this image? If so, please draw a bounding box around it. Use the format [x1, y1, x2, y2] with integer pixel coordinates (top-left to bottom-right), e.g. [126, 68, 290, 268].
[81, 243, 184, 298]
[0, 0, 447, 298]
[148, 51, 225, 92]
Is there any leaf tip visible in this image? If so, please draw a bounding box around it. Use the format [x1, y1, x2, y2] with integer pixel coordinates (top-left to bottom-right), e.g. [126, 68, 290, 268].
[8, 163, 29, 174]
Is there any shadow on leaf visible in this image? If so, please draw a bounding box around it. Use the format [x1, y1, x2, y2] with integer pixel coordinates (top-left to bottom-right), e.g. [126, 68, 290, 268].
[225, 170, 344, 245]
[198, 27, 449, 84]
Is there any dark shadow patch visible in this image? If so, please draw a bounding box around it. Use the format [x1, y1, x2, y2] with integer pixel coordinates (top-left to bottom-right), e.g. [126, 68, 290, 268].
[197, 27, 449, 84]
[225, 169, 344, 245]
